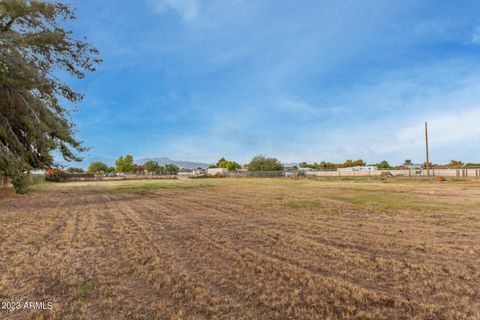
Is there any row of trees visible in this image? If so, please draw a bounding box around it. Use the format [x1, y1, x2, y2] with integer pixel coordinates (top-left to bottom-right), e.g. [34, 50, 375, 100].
[298, 159, 368, 170]
[143, 161, 179, 174]
[84, 155, 179, 174]
[67, 155, 285, 175]
[208, 155, 284, 171]
[437, 160, 480, 168]
[67, 156, 480, 176]
[405, 159, 480, 169]
[298, 159, 480, 171]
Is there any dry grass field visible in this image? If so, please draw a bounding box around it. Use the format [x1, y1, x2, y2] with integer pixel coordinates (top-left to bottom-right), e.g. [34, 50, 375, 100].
[1, 178, 480, 319]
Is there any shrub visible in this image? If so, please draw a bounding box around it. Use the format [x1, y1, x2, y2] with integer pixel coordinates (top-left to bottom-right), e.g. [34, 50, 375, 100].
[246, 155, 284, 171]
[45, 168, 68, 182]
[11, 172, 29, 194]
[87, 162, 109, 173]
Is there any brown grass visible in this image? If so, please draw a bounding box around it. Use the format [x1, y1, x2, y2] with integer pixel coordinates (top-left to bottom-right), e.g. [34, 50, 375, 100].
[1, 178, 480, 319]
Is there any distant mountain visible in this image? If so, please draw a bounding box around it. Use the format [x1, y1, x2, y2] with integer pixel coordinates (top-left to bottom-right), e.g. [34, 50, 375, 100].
[282, 162, 299, 168]
[137, 157, 212, 170]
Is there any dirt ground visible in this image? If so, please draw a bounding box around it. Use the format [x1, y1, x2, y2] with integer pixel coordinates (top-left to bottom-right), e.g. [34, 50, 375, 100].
[0, 178, 479, 319]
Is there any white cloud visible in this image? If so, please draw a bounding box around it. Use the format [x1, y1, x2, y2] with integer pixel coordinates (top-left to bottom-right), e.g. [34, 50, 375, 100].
[381, 106, 480, 152]
[470, 25, 480, 44]
[276, 98, 319, 115]
[149, 0, 200, 21]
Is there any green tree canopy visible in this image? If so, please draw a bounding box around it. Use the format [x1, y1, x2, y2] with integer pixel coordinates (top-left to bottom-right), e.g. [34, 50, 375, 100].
[115, 155, 134, 173]
[375, 160, 391, 169]
[447, 160, 464, 168]
[318, 161, 337, 170]
[215, 157, 241, 171]
[246, 155, 284, 171]
[215, 157, 226, 166]
[164, 164, 179, 174]
[66, 167, 84, 173]
[464, 163, 480, 168]
[299, 161, 337, 170]
[87, 161, 109, 173]
[144, 160, 164, 173]
[0, 0, 100, 191]
[338, 159, 366, 168]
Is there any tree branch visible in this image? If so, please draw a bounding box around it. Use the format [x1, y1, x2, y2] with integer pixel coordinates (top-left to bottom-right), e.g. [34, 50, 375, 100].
[2, 84, 41, 124]
[1, 18, 16, 32]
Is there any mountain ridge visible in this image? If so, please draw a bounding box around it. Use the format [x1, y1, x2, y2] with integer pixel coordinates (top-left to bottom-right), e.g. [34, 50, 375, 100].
[137, 157, 212, 169]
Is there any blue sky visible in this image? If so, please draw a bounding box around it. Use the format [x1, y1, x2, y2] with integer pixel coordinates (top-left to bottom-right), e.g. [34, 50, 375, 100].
[64, 0, 480, 165]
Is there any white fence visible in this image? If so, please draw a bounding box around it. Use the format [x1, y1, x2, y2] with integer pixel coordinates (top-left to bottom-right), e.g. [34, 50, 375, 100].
[306, 168, 480, 179]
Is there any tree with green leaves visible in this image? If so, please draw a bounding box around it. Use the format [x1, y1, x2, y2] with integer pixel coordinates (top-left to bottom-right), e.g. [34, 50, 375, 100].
[375, 160, 391, 169]
[87, 161, 109, 173]
[164, 164, 179, 174]
[115, 155, 134, 173]
[215, 157, 241, 171]
[215, 157, 226, 165]
[246, 155, 284, 171]
[464, 163, 480, 168]
[144, 160, 164, 173]
[447, 160, 464, 168]
[318, 161, 337, 170]
[0, 0, 100, 192]
[338, 159, 366, 168]
[66, 167, 84, 173]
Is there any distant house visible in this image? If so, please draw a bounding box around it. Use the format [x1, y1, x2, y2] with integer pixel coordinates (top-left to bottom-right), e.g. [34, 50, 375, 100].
[192, 169, 206, 176]
[207, 168, 228, 176]
[178, 169, 206, 178]
[337, 166, 378, 172]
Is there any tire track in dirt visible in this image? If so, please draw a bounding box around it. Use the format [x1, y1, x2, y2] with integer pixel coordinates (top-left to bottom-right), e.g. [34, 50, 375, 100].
[122, 195, 445, 319]
[175, 188, 480, 264]
[106, 194, 249, 319]
[136, 193, 479, 317]
[2, 181, 479, 319]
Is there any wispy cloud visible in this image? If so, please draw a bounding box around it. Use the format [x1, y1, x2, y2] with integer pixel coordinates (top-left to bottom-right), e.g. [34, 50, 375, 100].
[148, 0, 200, 21]
[470, 24, 480, 44]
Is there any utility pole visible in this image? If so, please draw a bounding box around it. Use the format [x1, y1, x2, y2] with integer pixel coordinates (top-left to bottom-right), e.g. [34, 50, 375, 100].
[425, 121, 430, 177]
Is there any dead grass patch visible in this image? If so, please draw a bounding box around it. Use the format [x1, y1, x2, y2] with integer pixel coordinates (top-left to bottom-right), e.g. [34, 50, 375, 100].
[1, 178, 479, 319]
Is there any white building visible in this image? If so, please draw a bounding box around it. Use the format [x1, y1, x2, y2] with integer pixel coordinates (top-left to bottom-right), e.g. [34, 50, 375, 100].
[337, 166, 378, 172]
[178, 169, 206, 178]
[207, 168, 229, 176]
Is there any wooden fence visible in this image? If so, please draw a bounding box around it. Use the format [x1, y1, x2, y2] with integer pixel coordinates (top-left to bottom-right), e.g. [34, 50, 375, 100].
[0, 173, 13, 188]
[0, 173, 14, 198]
